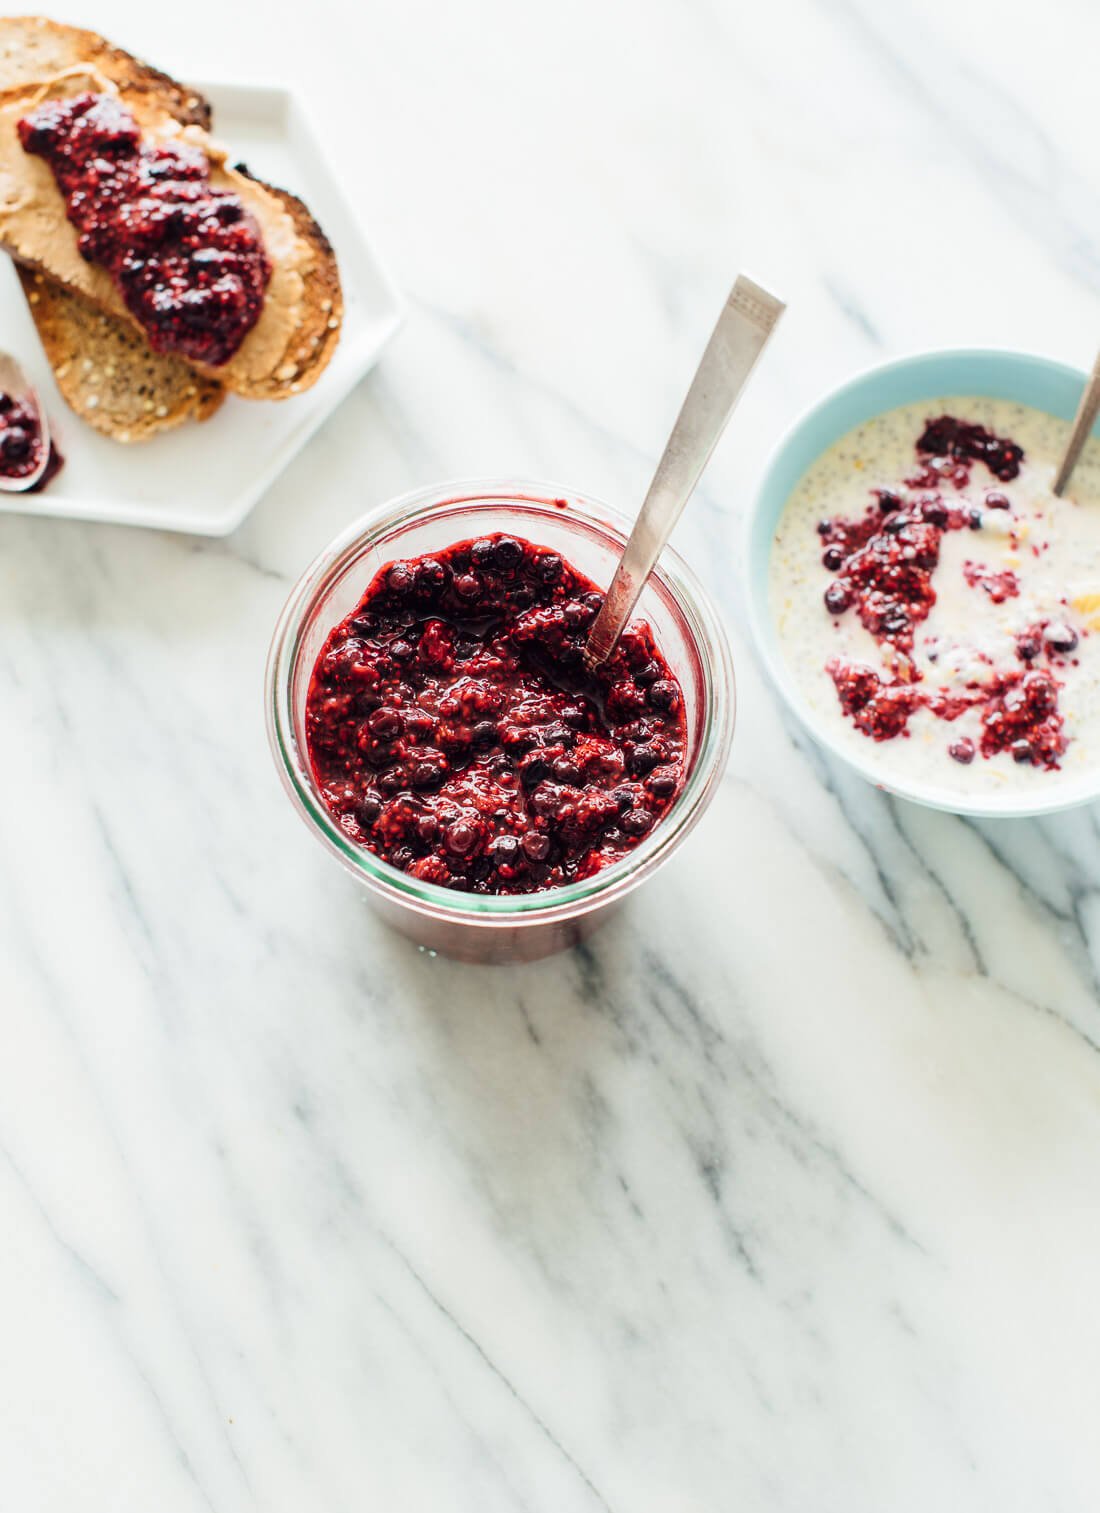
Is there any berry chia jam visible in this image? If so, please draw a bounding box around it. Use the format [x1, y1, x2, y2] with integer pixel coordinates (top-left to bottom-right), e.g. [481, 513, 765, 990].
[19, 92, 270, 366]
[305, 535, 688, 894]
[0, 390, 62, 489]
[770, 397, 1100, 791]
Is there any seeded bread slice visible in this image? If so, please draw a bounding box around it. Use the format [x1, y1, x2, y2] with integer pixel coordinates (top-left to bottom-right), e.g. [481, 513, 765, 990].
[0, 32, 343, 400]
[0, 16, 224, 439]
[17, 265, 224, 439]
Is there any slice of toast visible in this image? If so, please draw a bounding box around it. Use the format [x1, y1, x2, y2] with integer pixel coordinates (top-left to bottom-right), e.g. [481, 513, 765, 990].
[0, 16, 223, 439]
[0, 24, 343, 401]
[17, 266, 224, 439]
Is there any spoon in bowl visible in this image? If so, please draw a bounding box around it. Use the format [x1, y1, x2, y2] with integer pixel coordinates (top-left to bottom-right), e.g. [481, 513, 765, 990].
[0, 351, 52, 494]
[584, 273, 785, 668]
[1053, 347, 1100, 497]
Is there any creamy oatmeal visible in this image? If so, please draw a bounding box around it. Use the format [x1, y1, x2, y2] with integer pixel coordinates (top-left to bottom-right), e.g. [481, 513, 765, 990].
[769, 397, 1100, 792]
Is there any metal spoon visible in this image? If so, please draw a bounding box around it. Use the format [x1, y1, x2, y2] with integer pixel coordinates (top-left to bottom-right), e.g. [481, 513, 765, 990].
[0, 351, 51, 494]
[1053, 347, 1100, 496]
[584, 274, 785, 668]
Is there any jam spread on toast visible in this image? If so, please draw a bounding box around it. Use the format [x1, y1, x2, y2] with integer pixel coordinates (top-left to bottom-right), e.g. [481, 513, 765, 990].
[19, 92, 270, 367]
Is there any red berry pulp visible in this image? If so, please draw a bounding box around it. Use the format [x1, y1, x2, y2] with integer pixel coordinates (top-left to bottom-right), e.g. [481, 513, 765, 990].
[305, 535, 688, 895]
[18, 93, 270, 367]
[0, 390, 62, 489]
[817, 413, 1071, 767]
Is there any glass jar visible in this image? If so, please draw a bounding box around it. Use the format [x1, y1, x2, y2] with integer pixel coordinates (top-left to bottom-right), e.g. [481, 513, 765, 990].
[266, 481, 735, 962]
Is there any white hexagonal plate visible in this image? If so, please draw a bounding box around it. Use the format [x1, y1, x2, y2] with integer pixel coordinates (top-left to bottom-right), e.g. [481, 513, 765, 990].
[0, 81, 404, 534]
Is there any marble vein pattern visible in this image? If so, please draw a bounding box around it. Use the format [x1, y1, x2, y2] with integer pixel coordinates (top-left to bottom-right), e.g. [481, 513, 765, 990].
[2, 0, 1100, 1509]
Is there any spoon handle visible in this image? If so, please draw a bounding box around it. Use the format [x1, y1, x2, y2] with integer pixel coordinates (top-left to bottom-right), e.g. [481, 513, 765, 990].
[1053, 348, 1100, 496]
[585, 274, 785, 666]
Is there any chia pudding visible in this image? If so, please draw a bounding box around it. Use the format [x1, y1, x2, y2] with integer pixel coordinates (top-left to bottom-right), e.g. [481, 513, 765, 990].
[769, 397, 1100, 792]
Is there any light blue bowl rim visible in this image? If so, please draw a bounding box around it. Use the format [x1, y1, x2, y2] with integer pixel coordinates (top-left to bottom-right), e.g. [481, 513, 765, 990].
[746, 346, 1100, 819]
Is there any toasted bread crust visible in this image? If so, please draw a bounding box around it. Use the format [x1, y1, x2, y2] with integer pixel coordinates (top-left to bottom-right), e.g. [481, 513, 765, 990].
[0, 18, 342, 405]
[0, 16, 211, 127]
[233, 165, 344, 399]
[18, 265, 224, 440]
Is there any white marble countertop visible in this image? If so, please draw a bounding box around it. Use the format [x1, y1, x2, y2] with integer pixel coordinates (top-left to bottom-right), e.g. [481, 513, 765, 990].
[4, 1, 1100, 1508]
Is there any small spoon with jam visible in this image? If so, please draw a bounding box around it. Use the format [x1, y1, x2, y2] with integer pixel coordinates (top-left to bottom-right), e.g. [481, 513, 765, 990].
[585, 273, 785, 667]
[0, 352, 57, 494]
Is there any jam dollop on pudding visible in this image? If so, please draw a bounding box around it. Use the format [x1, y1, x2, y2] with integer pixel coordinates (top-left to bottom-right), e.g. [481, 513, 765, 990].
[0, 389, 62, 489]
[18, 93, 270, 366]
[306, 536, 688, 895]
[770, 398, 1100, 792]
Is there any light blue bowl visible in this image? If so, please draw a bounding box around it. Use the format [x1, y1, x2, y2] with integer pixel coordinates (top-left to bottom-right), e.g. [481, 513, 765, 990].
[746, 347, 1100, 818]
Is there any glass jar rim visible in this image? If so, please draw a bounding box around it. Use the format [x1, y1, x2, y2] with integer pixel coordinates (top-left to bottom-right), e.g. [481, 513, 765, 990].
[266, 478, 735, 924]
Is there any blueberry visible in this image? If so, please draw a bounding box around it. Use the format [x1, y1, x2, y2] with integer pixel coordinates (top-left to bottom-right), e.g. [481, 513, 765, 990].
[492, 537, 523, 570]
[358, 794, 382, 826]
[645, 766, 678, 797]
[531, 784, 562, 817]
[416, 558, 447, 590]
[386, 563, 414, 594]
[541, 722, 575, 747]
[1016, 633, 1041, 661]
[822, 545, 846, 571]
[520, 754, 551, 789]
[521, 830, 550, 862]
[368, 707, 402, 740]
[877, 490, 902, 513]
[628, 743, 663, 776]
[444, 819, 479, 857]
[1043, 622, 1078, 655]
[633, 660, 661, 686]
[470, 539, 495, 568]
[472, 719, 498, 748]
[453, 572, 481, 599]
[563, 600, 595, 630]
[920, 499, 948, 528]
[552, 758, 582, 786]
[416, 813, 439, 845]
[535, 552, 562, 583]
[968, 509, 983, 530]
[985, 490, 1011, 510]
[1, 426, 31, 462]
[824, 582, 852, 615]
[409, 756, 446, 789]
[1010, 738, 1034, 764]
[621, 807, 654, 836]
[647, 680, 679, 713]
[948, 738, 975, 765]
[488, 833, 521, 867]
[389, 638, 415, 661]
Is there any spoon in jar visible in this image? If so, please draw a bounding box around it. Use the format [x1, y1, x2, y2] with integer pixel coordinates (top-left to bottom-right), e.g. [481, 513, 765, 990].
[1053, 347, 1100, 496]
[0, 351, 52, 494]
[584, 273, 785, 669]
